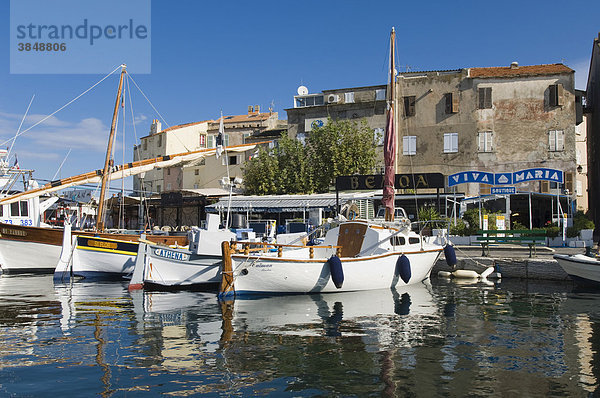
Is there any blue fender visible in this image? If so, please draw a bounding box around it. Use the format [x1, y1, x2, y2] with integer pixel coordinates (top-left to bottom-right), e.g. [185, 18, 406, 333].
[328, 256, 344, 289]
[397, 254, 411, 284]
[444, 245, 457, 267]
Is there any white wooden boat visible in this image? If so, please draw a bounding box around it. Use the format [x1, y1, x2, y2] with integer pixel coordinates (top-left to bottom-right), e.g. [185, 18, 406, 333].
[220, 219, 443, 296]
[554, 253, 600, 285]
[128, 214, 235, 289]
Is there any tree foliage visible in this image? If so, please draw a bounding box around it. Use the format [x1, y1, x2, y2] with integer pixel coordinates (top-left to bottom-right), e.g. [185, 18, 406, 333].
[243, 118, 378, 195]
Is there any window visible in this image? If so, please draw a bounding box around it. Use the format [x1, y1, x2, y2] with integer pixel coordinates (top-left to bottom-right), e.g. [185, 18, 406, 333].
[224, 134, 230, 147]
[565, 172, 574, 194]
[158, 134, 162, 147]
[243, 133, 251, 144]
[403, 96, 416, 116]
[10, 202, 19, 217]
[195, 169, 199, 176]
[20, 201, 28, 217]
[199, 135, 206, 148]
[345, 92, 355, 103]
[222, 154, 241, 166]
[577, 180, 583, 197]
[375, 89, 386, 101]
[0, 205, 3, 217]
[478, 131, 493, 152]
[295, 95, 324, 108]
[445, 93, 459, 114]
[296, 132, 306, 145]
[549, 84, 564, 107]
[443, 133, 458, 153]
[167, 168, 171, 176]
[373, 128, 385, 146]
[166, 183, 172, 191]
[549, 130, 564, 151]
[478, 87, 492, 109]
[403, 136, 416, 155]
[156, 185, 161, 193]
[207, 135, 215, 148]
[143, 139, 148, 151]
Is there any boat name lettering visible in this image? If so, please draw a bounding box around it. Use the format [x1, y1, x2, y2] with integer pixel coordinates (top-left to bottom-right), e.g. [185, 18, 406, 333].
[1, 228, 27, 237]
[154, 248, 189, 261]
[88, 240, 118, 249]
[254, 263, 272, 268]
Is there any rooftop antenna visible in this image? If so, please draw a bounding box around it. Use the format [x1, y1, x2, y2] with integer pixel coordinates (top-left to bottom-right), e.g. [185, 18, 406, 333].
[269, 100, 274, 113]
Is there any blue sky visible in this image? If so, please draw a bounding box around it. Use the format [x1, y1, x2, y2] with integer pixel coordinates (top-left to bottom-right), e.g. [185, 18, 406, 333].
[0, 0, 598, 189]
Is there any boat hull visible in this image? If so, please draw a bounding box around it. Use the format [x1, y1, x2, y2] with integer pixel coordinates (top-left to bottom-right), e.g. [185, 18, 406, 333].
[143, 245, 222, 288]
[230, 248, 442, 295]
[71, 236, 139, 279]
[554, 254, 600, 285]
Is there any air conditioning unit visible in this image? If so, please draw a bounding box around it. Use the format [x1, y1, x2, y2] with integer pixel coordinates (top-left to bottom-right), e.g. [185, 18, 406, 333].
[327, 94, 339, 104]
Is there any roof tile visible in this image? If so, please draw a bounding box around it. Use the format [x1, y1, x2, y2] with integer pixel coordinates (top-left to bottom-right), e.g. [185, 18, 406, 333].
[469, 63, 573, 78]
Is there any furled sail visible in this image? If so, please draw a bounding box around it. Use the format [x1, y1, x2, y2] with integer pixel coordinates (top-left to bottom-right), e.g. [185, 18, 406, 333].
[0, 142, 267, 205]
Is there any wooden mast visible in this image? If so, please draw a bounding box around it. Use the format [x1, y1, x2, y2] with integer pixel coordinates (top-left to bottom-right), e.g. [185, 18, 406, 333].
[96, 64, 126, 231]
[383, 28, 397, 221]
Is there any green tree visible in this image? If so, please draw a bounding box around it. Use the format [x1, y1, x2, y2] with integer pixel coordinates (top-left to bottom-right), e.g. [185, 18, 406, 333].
[243, 119, 378, 195]
[306, 118, 378, 192]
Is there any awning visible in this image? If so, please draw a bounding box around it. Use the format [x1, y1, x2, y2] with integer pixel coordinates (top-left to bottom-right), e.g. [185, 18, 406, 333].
[206, 192, 375, 213]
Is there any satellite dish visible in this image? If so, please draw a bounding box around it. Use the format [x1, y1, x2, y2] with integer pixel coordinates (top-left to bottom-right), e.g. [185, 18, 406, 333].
[297, 85, 308, 95]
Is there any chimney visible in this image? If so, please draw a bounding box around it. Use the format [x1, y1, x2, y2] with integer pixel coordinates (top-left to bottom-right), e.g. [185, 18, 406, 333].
[510, 61, 519, 69]
[254, 105, 260, 114]
[150, 119, 161, 135]
[248, 105, 253, 114]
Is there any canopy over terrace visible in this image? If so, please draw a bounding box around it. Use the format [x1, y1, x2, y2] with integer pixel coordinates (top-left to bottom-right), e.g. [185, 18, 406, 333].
[206, 192, 376, 214]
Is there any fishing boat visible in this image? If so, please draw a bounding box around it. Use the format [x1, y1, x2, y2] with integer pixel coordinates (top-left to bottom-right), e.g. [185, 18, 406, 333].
[219, 218, 443, 295]
[127, 214, 235, 290]
[0, 65, 264, 275]
[218, 28, 448, 297]
[554, 253, 600, 286]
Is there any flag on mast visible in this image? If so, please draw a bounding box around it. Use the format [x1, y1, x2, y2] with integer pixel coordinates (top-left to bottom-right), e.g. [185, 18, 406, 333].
[216, 112, 224, 158]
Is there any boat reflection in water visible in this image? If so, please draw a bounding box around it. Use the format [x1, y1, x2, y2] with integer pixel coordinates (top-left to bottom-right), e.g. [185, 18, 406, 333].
[5, 274, 600, 396]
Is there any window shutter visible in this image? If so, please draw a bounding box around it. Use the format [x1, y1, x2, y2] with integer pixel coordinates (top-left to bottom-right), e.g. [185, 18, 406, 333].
[548, 130, 556, 151]
[445, 93, 452, 114]
[484, 88, 492, 108]
[541, 181, 549, 193]
[452, 93, 459, 113]
[404, 96, 416, 116]
[488, 132, 493, 151]
[557, 84, 564, 106]
[577, 180, 583, 196]
[444, 134, 450, 152]
[478, 132, 484, 151]
[410, 136, 416, 154]
[478, 89, 485, 109]
[452, 133, 458, 152]
[557, 130, 564, 151]
[549, 85, 557, 107]
[565, 172, 573, 193]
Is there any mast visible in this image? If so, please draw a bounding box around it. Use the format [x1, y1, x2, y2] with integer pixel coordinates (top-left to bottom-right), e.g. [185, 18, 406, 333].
[383, 28, 397, 221]
[96, 64, 126, 231]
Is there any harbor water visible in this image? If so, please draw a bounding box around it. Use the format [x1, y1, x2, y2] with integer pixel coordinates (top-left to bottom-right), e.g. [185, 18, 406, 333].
[1, 273, 599, 396]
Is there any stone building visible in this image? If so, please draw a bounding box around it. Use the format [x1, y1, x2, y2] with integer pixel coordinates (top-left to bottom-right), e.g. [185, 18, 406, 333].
[133, 107, 284, 195]
[286, 63, 581, 227]
[585, 33, 600, 234]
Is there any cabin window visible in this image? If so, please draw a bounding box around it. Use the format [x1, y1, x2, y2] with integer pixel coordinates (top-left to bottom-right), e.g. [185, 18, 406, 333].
[20, 201, 28, 217]
[443, 133, 458, 153]
[478, 87, 492, 109]
[391, 236, 405, 246]
[409, 237, 420, 244]
[403, 136, 416, 155]
[548, 130, 564, 151]
[403, 96, 416, 116]
[0, 205, 3, 217]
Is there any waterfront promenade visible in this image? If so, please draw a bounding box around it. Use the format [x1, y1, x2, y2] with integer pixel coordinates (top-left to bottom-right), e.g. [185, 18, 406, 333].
[434, 243, 593, 281]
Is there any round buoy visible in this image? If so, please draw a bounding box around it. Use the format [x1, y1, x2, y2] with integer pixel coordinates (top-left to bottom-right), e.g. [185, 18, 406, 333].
[328, 256, 344, 288]
[444, 245, 457, 267]
[397, 255, 411, 284]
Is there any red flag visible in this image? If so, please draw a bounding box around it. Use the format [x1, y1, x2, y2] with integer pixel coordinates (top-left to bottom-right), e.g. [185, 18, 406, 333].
[381, 104, 395, 220]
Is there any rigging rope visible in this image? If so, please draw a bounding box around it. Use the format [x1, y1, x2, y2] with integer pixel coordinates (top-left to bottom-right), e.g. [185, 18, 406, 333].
[1, 64, 123, 146]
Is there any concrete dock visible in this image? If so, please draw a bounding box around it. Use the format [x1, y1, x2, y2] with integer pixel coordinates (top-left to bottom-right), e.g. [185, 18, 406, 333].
[433, 244, 591, 281]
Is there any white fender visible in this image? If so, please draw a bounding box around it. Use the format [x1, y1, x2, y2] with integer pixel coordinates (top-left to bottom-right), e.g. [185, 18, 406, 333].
[54, 222, 74, 281]
[452, 269, 480, 279]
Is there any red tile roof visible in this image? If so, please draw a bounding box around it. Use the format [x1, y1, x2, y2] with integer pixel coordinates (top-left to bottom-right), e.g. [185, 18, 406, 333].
[469, 63, 573, 78]
[160, 120, 211, 134]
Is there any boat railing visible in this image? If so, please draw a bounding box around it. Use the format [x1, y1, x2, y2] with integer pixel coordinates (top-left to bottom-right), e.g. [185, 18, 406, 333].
[228, 240, 343, 259]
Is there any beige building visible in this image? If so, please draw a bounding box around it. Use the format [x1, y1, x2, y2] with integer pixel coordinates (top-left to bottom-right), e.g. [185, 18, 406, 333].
[286, 63, 583, 227]
[133, 107, 284, 195]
